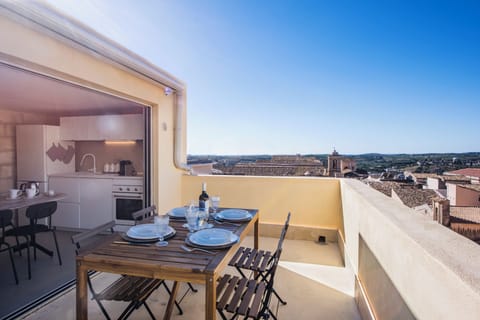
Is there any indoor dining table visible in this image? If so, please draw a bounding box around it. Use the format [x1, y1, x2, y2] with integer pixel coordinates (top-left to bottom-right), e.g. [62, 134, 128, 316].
[0, 192, 67, 212]
[75, 207, 259, 320]
[0, 192, 67, 256]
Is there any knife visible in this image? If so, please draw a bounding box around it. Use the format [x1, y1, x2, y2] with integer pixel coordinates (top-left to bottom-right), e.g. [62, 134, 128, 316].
[113, 241, 151, 247]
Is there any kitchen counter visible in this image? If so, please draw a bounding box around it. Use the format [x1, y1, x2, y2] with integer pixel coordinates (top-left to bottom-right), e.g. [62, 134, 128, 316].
[49, 172, 143, 230]
[49, 172, 143, 180]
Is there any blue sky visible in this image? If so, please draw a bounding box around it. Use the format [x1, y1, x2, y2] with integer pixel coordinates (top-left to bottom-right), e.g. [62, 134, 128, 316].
[47, 0, 480, 155]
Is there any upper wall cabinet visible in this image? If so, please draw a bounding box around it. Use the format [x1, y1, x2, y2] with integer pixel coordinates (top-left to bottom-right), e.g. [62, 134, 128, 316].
[60, 114, 143, 141]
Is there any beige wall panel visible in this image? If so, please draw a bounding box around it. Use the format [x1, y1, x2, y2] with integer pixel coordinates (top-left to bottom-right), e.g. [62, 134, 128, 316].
[358, 236, 415, 320]
[151, 96, 183, 214]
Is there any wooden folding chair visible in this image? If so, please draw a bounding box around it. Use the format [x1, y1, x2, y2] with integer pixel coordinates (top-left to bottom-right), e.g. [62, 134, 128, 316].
[228, 212, 291, 305]
[217, 248, 283, 319]
[72, 220, 183, 320]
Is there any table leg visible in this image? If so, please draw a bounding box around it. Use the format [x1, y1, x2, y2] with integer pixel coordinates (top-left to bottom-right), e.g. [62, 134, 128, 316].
[254, 217, 259, 250]
[163, 281, 180, 320]
[254, 216, 260, 278]
[14, 209, 19, 227]
[205, 275, 216, 320]
[76, 261, 88, 320]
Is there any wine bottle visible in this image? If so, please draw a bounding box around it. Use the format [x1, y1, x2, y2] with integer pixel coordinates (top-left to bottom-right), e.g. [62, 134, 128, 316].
[199, 182, 210, 212]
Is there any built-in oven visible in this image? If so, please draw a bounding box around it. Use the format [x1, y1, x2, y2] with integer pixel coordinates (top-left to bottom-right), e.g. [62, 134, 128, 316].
[112, 182, 143, 226]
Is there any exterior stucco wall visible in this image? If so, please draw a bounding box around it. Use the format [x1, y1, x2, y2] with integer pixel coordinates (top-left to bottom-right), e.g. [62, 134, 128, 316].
[456, 186, 480, 207]
[182, 175, 343, 232]
[0, 11, 184, 212]
[426, 177, 440, 190]
[447, 183, 457, 205]
[341, 179, 480, 320]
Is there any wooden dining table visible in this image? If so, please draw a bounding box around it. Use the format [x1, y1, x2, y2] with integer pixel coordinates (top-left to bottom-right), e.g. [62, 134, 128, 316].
[76, 208, 259, 320]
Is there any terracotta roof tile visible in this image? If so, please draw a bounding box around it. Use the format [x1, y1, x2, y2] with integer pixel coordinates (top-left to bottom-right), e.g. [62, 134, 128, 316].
[393, 188, 438, 208]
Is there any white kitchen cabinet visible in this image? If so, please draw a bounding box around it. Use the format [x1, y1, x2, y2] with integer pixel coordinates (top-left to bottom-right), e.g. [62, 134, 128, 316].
[49, 176, 113, 229]
[60, 115, 143, 141]
[79, 178, 113, 229]
[53, 202, 80, 229]
[59, 117, 81, 140]
[49, 177, 80, 228]
[60, 116, 104, 140]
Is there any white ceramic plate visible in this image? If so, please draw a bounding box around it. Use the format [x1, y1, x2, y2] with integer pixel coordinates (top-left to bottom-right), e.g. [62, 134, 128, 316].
[188, 228, 239, 247]
[216, 209, 252, 221]
[127, 224, 174, 240]
[168, 207, 188, 218]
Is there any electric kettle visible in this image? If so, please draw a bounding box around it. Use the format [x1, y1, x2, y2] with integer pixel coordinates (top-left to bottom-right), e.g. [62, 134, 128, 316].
[21, 181, 40, 196]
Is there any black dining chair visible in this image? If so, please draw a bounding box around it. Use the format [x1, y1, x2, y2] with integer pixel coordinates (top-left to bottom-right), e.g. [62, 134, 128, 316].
[6, 201, 61, 279]
[72, 220, 184, 320]
[0, 209, 21, 284]
[228, 212, 291, 305]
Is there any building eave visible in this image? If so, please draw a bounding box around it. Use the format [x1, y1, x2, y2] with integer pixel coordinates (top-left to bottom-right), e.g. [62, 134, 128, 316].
[0, 1, 186, 91]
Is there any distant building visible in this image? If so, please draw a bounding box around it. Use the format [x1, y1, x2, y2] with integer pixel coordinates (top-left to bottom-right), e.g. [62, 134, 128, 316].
[406, 172, 437, 186]
[327, 149, 356, 177]
[188, 159, 218, 175]
[425, 175, 471, 190]
[366, 176, 480, 244]
[446, 183, 480, 206]
[215, 154, 326, 177]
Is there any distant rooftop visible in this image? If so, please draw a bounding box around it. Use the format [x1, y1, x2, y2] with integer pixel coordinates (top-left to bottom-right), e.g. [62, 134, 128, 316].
[446, 168, 480, 179]
[187, 159, 214, 165]
[440, 175, 471, 182]
[365, 180, 439, 208]
[393, 187, 439, 208]
[458, 184, 480, 192]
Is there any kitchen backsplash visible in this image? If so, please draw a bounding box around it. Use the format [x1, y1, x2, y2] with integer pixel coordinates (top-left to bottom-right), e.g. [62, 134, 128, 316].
[75, 141, 144, 175]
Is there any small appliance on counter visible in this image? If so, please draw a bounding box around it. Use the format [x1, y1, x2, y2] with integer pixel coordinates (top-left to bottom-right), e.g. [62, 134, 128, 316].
[19, 181, 40, 196]
[119, 160, 136, 176]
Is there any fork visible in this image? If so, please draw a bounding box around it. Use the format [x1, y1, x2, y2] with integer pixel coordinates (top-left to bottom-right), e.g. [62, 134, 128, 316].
[212, 219, 240, 226]
[181, 245, 215, 254]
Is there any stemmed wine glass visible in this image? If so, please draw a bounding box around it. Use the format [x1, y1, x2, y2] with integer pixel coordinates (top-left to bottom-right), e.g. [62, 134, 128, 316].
[156, 236, 168, 247]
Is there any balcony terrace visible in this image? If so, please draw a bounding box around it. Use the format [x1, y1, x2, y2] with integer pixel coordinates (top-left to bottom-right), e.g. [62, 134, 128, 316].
[17, 175, 480, 319]
[1, 3, 480, 319]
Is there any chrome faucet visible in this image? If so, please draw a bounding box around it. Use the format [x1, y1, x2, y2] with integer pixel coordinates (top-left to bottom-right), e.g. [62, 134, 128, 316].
[80, 153, 96, 174]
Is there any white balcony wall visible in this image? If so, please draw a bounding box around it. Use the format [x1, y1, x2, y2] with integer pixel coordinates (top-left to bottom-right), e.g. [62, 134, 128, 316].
[341, 179, 480, 320]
